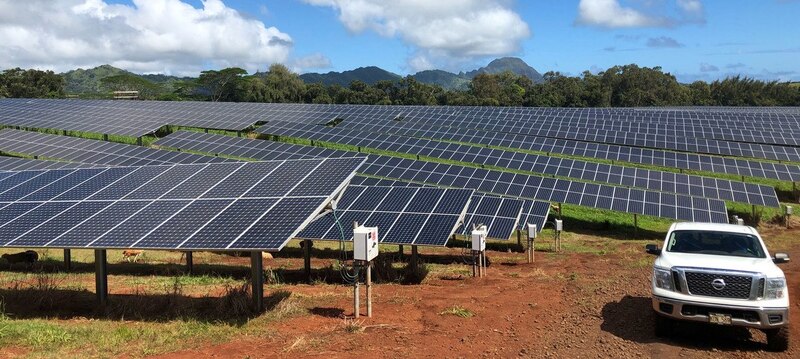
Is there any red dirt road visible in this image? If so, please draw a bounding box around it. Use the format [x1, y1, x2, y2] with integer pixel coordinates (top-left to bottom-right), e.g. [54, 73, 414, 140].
[157, 234, 800, 358]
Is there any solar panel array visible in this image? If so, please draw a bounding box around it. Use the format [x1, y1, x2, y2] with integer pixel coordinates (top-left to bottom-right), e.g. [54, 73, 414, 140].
[0, 98, 277, 137]
[0, 157, 98, 172]
[255, 122, 779, 207]
[0, 129, 228, 167]
[298, 186, 473, 246]
[312, 115, 800, 182]
[459, 194, 524, 240]
[363, 155, 730, 223]
[154, 132, 730, 223]
[519, 200, 552, 233]
[0, 158, 365, 251]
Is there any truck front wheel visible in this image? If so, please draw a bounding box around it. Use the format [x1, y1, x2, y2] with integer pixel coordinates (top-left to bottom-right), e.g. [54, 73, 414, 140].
[764, 326, 789, 352]
[654, 313, 674, 337]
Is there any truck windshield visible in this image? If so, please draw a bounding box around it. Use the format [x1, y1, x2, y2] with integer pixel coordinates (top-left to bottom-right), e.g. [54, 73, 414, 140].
[666, 230, 766, 258]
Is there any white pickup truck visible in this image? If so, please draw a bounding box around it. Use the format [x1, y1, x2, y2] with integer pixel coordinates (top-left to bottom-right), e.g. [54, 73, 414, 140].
[646, 222, 791, 351]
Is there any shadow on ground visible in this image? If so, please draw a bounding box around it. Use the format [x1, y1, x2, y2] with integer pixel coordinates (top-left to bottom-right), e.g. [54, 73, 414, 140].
[0, 285, 298, 325]
[601, 295, 766, 352]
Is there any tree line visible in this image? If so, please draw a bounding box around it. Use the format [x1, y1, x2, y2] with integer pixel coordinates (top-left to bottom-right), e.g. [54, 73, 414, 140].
[2, 64, 799, 107]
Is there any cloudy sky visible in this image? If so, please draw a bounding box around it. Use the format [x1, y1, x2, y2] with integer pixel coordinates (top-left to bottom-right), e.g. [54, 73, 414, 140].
[0, 0, 798, 82]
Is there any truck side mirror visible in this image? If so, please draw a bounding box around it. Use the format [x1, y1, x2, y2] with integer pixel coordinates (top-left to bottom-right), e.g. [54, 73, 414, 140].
[645, 244, 661, 255]
[773, 252, 790, 264]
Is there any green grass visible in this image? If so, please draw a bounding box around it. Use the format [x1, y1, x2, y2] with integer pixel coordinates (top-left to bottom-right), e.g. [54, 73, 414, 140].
[439, 305, 474, 318]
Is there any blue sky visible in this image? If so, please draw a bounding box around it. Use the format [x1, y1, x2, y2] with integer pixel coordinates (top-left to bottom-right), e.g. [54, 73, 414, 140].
[2, 0, 798, 82]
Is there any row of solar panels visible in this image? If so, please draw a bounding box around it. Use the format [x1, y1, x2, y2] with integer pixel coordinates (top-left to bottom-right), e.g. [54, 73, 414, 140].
[148, 131, 731, 223]
[0, 128, 729, 225]
[2, 99, 800, 139]
[0, 131, 551, 246]
[247, 124, 779, 207]
[0, 159, 364, 251]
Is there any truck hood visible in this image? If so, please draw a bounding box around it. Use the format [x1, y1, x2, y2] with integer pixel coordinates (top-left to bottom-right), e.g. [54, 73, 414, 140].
[656, 252, 785, 278]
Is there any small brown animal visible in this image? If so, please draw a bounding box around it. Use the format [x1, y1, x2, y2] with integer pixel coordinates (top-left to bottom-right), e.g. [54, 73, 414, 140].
[1, 250, 39, 264]
[122, 250, 143, 263]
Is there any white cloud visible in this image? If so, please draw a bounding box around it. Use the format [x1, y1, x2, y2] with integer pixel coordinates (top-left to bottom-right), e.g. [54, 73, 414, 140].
[576, 0, 705, 28]
[0, 0, 294, 75]
[303, 0, 530, 71]
[289, 53, 332, 73]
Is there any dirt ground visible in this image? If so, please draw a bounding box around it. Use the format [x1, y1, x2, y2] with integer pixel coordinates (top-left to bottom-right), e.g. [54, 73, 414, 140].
[149, 228, 800, 358]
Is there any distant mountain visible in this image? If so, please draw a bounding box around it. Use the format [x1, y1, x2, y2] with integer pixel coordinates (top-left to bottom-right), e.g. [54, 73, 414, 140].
[411, 70, 471, 91]
[62, 65, 187, 94]
[62, 65, 134, 93]
[300, 66, 401, 86]
[465, 57, 544, 83]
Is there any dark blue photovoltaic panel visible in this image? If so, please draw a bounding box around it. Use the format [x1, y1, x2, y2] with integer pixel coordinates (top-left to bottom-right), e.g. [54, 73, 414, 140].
[1, 157, 365, 251]
[11, 202, 112, 247]
[48, 201, 151, 247]
[415, 214, 461, 245]
[136, 199, 233, 248]
[124, 165, 207, 200]
[88, 167, 167, 200]
[203, 162, 281, 198]
[20, 168, 106, 202]
[54, 167, 135, 201]
[0, 202, 76, 245]
[297, 185, 472, 246]
[91, 201, 191, 248]
[519, 200, 551, 235]
[179, 199, 278, 249]
[161, 163, 244, 199]
[232, 197, 324, 249]
[382, 214, 426, 244]
[460, 194, 524, 240]
[0, 170, 74, 201]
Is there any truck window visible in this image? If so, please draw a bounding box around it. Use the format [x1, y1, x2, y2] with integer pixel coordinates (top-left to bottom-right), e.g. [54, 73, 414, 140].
[666, 230, 766, 258]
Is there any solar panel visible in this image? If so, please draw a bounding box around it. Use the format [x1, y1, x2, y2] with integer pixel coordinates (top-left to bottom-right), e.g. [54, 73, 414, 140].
[519, 200, 552, 234]
[0, 157, 366, 251]
[298, 186, 473, 246]
[0, 129, 228, 167]
[0, 99, 274, 136]
[254, 121, 779, 207]
[0, 156, 99, 172]
[363, 155, 730, 223]
[460, 194, 524, 240]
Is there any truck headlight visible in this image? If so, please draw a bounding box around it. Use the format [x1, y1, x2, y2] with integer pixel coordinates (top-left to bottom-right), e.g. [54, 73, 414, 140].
[765, 278, 786, 299]
[653, 267, 674, 291]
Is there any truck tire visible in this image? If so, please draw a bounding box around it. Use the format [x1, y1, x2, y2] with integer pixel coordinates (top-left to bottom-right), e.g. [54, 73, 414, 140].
[765, 326, 789, 352]
[654, 313, 673, 337]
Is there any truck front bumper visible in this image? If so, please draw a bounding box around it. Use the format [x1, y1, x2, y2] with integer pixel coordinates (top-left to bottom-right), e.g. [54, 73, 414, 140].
[653, 295, 789, 329]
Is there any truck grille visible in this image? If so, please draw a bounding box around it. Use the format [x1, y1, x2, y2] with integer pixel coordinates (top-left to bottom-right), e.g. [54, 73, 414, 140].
[684, 271, 752, 299]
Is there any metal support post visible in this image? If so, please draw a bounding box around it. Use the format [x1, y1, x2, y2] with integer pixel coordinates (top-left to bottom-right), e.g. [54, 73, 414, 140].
[411, 245, 419, 271]
[251, 251, 264, 311]
[185, 251, 193, 274]
[366, 262, 372, 318]
[354, 263, 360, 319]
[64, 249, 72, 270]
[303, 239, 312, 283]
[634, 214, 639, 239]
[95, 250, 108, 307]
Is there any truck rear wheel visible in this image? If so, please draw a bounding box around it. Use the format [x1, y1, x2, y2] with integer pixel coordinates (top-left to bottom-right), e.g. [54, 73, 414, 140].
[654, 313, 673, 337]
[765, 326, 789, 352]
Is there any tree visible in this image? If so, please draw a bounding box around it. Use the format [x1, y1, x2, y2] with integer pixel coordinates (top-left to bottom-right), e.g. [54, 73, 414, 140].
[259, 64, 306, 103]
[0, 68, 64, 98]
[196, 67, 247, 102]
[100, 74, 164, 100]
